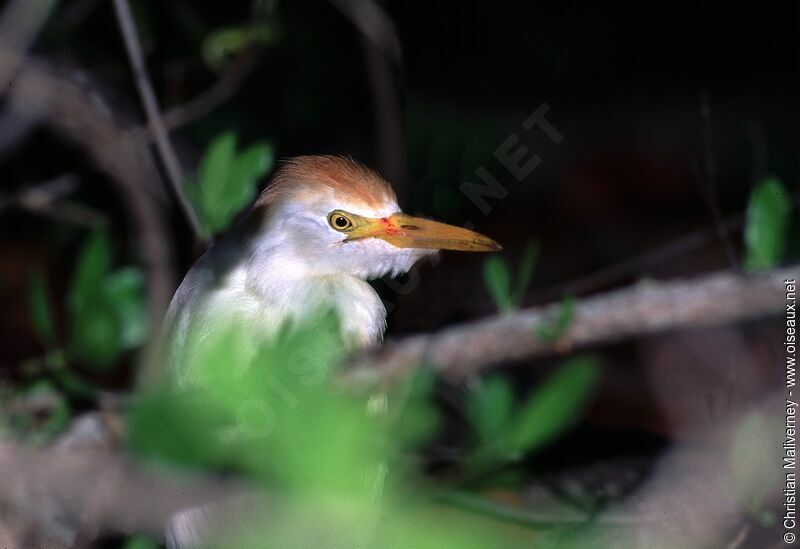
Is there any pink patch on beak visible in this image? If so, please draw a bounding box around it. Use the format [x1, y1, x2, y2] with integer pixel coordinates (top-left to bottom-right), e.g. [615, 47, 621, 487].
[379, 217, 400, 235]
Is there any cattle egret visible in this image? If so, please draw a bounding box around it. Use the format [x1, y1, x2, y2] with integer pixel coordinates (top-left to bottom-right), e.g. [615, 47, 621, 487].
[164, 155, 500, 386]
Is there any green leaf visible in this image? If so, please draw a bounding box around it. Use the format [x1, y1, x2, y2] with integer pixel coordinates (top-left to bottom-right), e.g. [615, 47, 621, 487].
[123, 534, 159, 549]
[512, 241, 539, 307]
[502, 357, 600, 454]
[190, 133, 274, 235]
[69, 229, 111, 313]
[536, 295, 576, 343]
[467, 376, 514, 444]
[744, 177, 791, 271]
[28, 271, 55, 346]
[483, 257, 513, 314]
[199, 132, 237, 220]
[70, 301, 121, 369]
[202, 23, 280, 70]
[729, 411, 781, 515]
[102, 267, 147, 349]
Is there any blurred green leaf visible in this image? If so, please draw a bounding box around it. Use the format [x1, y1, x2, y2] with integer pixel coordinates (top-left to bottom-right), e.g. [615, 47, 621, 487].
[70, 301, 120, 368]
[744, 177, 791, 271]
[123, 534, 159, 549]
[66, 230, 147, 369]
[536, 295, 576, 343]
[502, 357, 600, 454]
[467, 376, 514, 444]
[512, 241, 539, 306]
[483, 257, 513, 314]
[188, 133, 274, 235]
[729, 411, 780, 515]
[28, 271, 55, 346]
[484, 243, 539, 315]
[202, 23, 280, 70]
[102, 267, 147, 349]
[387, 367, 440, 450]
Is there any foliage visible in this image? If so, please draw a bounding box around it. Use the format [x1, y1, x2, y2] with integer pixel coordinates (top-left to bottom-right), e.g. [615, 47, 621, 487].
[202, 22, 281, 70]
[483, 241, 539, 314]
[129, 312, 522, 547]
[727, 410, 781, 522]
[28, 229, 147, 373]
[185, 132, 274, 236]
[466, 357, 600, 475]
[744, 176, 791, 271]
[67, 230, 147, 369]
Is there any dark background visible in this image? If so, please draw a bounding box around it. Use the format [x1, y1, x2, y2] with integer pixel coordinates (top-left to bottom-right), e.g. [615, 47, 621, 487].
[0, 0, 797, 484]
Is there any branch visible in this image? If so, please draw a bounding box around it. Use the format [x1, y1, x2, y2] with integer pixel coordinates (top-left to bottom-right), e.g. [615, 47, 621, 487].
[0, 418, 244, 546]
[351, 265, 796, 382]
[112, 0, 206, 242]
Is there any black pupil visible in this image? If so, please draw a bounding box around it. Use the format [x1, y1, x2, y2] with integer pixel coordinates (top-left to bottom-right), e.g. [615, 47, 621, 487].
[335, 216, 348, 228]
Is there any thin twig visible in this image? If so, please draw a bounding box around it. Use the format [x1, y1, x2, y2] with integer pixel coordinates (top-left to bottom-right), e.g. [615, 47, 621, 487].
[0, 174, 106, 227]
[159, 52, 256, 133]
[112, 0, 205, 241]
[138, 2, 275, 137]
[351, 264, 797, 382]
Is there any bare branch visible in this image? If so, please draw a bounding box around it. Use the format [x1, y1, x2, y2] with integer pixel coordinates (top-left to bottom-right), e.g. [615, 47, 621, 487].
[0, 424, 244, 546]
[112, 0, 206, 242]
[0, 0, 56, 88]
[351, 265, 796, 382]
[158, 53, 256, 133]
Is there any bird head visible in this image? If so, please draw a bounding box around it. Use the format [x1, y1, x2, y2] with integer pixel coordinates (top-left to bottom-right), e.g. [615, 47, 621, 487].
[248, 155, 501, 280]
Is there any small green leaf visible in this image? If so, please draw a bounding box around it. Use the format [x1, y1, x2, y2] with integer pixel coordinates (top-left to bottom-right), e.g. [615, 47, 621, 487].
[467, 376, 514, 444]
[536, 295, 576, 343]
[729, 411, 780, 515]
[190, 134, 274, 235]
[483, 256, 513, 314]
[199, 132, 237, 217]
[512, 241, 539, 307]
[123, 534, 159, 549]
[202, 23, 280, 70]
[102, 267, 147, 349]
[70, 301, 121, 369]
[503, 357, 600, 454]
[744, 177, 791, 271]
[28, 271, 55, 346]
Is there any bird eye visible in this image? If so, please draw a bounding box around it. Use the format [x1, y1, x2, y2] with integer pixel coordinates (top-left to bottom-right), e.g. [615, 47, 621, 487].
[328, 211, 354, 231]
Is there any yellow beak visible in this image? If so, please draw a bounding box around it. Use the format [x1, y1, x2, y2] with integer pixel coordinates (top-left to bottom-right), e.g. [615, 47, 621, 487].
[346, 213, 501, 252]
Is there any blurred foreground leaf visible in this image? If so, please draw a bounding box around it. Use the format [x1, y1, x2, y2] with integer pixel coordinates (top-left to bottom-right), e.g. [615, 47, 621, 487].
[729, 411, 781, 518]
[130, 310, 523, 547]
[744, 177, 791, 271]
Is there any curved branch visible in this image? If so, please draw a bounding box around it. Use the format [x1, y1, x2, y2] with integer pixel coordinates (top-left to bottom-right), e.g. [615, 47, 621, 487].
[6, 59, 176, 331]
[351, 265, 796, 382]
